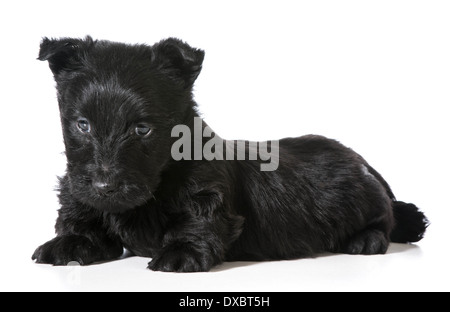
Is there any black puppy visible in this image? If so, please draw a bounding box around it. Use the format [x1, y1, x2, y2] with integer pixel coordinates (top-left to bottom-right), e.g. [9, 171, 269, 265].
[32, 36, 428, 272]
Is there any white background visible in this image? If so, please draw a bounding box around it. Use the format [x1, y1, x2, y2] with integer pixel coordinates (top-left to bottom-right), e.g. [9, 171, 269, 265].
[0, 0, 449, 291]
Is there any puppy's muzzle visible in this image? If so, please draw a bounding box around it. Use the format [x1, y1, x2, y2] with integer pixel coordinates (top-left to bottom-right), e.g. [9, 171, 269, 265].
[92, 180, 117, 196]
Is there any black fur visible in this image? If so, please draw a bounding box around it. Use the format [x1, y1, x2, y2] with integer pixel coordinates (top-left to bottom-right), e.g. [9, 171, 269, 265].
[32, 36, 429, 272]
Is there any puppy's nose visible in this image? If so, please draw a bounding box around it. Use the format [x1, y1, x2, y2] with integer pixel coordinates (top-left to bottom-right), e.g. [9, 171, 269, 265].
[92, 180, 117, 196]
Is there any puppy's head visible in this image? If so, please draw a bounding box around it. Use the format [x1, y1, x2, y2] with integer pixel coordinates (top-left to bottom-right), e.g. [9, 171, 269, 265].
[39, 36, 204, 212]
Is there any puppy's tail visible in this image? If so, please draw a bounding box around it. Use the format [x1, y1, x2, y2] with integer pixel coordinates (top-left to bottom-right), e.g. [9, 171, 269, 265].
[365, 164, 429, 243]
[390, 201, 429, 243]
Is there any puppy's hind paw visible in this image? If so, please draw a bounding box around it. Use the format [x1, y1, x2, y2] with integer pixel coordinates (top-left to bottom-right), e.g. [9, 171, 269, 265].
[147, 242, 214, 272]
[344, 229, 389, 255]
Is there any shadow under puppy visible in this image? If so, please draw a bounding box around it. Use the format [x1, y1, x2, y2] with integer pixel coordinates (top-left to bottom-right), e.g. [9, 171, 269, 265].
[32, 36, 428, 272]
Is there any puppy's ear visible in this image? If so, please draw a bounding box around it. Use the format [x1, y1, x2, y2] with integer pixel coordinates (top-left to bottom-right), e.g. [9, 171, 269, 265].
[38, 36, 92, 76]
[152, 38, 205, 88]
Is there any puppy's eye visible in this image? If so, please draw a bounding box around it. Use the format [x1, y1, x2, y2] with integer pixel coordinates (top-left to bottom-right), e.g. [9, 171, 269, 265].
[135, 124, 152, 137]
[77, 118, 90, 133]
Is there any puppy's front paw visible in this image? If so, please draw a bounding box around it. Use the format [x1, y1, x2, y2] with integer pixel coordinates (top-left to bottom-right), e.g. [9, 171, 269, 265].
[148, 242, 214, 272]
[32, 235, 100, 265]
